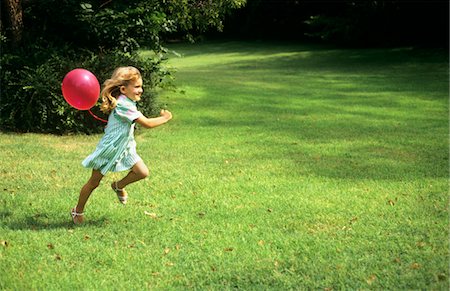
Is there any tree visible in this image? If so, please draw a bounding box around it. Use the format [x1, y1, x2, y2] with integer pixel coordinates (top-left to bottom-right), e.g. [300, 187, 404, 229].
[77, 0, 246, 51]
[162, 0, 246, 40]
[222, 0, 448, 46]
[2, 0, 23, 47]
[0, 0, 246, 133]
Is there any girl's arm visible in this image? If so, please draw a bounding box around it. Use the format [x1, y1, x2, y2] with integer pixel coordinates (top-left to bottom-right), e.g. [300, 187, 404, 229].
[135, 109, 172, 128]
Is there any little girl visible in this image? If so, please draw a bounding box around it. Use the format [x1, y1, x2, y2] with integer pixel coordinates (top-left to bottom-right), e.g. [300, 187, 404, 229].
[71, 66, 172, 224]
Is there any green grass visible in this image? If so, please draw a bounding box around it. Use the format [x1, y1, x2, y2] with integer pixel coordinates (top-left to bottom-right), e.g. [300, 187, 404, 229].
[1, 40, 449, 290]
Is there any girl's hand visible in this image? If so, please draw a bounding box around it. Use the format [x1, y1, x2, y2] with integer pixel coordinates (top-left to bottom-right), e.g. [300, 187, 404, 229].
[136, 109, 172, 128]
[160, 109, 172, 121]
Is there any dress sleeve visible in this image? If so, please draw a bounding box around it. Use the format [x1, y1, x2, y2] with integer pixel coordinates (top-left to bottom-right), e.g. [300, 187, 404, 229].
[115, 99, 143, 123]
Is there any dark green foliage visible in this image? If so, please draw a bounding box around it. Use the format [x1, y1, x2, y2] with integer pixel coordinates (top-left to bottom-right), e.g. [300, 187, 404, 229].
[1, 0, 169, 134]
[223, 0, 448, 47]
[78, 1, 167, 52]
[0, 0, 245, 134]
[304, 1, 448, 46]
[0, 43, 167, 134]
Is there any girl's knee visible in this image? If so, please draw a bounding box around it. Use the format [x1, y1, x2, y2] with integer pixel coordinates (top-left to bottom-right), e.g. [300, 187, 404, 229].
[133, 162, 149, 179]
[137, 167, 149, 179]
[86, 170, 103, 189]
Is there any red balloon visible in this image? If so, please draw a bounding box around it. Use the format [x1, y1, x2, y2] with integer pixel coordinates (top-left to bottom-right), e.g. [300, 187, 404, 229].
[61, 69, 100, 110]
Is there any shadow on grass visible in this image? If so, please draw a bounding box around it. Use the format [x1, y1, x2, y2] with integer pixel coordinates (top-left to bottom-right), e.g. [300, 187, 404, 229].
[169, 39, 447, 62]
[171, 40, 448, 73]
[2, 212, 110, 231]
[172, 42, 448, 181]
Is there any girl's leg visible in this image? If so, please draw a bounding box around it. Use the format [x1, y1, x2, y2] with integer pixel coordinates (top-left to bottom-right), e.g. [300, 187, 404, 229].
[115, 160, 149, 190]
[76, 169, 104, 213]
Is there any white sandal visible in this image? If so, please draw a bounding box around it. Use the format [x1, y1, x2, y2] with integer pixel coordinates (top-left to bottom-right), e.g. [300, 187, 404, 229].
[111, 181, 128, 205]
[71, 207, 84, 224]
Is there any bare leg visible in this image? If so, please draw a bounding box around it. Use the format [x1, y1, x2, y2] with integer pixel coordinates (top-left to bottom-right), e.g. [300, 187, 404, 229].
[116, 160, 149, 190]
[76, 169, 104, 213]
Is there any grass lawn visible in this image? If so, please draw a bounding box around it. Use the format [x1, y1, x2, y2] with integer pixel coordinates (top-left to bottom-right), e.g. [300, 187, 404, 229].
[1, 40, 448, 290]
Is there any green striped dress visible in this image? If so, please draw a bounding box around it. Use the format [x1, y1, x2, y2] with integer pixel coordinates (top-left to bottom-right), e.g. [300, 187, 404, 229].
[82, 95, 143, 175]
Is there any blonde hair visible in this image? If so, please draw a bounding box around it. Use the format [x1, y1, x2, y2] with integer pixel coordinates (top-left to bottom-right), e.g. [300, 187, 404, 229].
[100, 66, 142, 114]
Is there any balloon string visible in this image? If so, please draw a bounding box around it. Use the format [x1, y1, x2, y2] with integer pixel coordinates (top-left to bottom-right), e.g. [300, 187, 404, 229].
[88, 109, 108, 123]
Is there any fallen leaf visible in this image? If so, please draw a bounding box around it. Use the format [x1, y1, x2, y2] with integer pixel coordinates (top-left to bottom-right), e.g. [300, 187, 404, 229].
[47, 243, 54, 250]
[411, 263, 421, 269]
[349, 216, 358, 224]
[267, 208, 273, 213]
[342, 225, 352, 231]
[224, 247, 234, 252]
[366, 274, 377, 285]
[416, 241, 426, 248]
[387, 199, 395, 206]
[144, 211, 158, 219]
[84, 235, 91, 240]
[163, 248, 170, 255]
[55, 254, 62, 261]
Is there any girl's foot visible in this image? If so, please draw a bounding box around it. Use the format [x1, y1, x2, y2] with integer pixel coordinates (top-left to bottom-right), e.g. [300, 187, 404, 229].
[111, 181, 128, 205]
[71, 207, 84, 224]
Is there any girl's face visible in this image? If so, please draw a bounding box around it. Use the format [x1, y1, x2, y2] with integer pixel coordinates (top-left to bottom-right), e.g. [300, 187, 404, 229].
[120, 78, 143, 101]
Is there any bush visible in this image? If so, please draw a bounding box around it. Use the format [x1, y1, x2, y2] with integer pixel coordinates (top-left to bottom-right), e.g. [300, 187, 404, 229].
[303, 1, 449, 47]
[0, 42, 171, 134]
[1, 0, 245, 134]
